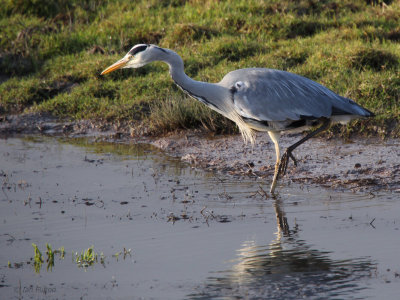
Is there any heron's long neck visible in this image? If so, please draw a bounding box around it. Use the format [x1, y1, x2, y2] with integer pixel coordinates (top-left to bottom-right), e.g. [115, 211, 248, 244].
[160, 49, 256, 144]
[162, 50, 223, 104]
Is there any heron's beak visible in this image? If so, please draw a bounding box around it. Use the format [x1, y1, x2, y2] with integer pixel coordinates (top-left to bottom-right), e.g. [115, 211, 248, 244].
[100, 57, 130, 75]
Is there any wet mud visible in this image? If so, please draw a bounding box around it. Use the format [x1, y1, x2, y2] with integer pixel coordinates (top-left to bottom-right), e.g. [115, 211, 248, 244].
[2, 113, 399, 193]
[152, 132, 400, 193]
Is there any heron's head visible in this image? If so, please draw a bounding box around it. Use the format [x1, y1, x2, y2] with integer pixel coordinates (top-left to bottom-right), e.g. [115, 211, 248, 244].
[101, 44, 166, 75]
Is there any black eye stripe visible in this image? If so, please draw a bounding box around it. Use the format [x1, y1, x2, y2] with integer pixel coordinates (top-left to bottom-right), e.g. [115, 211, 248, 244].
[128, 45, 148, 56]
[154, 46, 167, 53]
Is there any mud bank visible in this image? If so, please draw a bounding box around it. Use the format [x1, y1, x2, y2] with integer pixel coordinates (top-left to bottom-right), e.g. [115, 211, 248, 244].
[1, 113, 399, 192]
[151, 132, 400, 193]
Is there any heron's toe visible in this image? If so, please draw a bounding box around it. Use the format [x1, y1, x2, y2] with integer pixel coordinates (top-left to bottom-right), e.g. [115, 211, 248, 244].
[277, 152, 289, 177]
[288, 152, 297, 166]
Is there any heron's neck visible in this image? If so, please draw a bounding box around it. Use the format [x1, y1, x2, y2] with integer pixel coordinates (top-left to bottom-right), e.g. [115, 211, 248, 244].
[159, 48, 256, 144]
[162, 50, 222, 101]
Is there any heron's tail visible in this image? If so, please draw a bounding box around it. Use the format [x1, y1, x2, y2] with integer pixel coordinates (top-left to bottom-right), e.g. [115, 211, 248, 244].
[333, 96, 375, 118]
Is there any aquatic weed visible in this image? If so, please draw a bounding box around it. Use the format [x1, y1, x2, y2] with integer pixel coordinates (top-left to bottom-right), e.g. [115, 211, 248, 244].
[74, 246, 98, 269]
[32, 243, 43, 273]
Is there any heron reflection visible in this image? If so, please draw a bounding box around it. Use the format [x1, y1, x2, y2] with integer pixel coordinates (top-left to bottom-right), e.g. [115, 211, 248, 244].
[188, 197, 374, 299]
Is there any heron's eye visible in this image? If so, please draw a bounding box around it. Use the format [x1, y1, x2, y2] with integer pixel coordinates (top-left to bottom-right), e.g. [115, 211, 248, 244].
[128, 45, 148, 56]
[235, 81, 244, 89]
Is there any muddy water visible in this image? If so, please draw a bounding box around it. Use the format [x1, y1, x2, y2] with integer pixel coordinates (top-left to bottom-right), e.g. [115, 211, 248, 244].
[0, 136, 399, 299]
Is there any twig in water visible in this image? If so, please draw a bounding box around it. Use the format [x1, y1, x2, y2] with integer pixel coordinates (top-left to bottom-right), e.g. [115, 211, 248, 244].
[370, 218, 376, 228]
[257, 185, 269, 199]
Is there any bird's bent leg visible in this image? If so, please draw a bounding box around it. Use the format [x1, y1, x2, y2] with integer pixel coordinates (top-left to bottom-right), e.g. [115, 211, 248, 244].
[277, 118, 331, 177]
[268, 131, 281, 194]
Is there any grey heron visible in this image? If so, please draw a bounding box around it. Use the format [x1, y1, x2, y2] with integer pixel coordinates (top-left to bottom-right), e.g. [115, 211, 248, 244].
[101, 44, 374, 193]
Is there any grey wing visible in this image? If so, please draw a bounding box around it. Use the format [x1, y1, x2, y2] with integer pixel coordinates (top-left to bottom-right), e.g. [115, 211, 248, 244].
[220, 69, 367, 122]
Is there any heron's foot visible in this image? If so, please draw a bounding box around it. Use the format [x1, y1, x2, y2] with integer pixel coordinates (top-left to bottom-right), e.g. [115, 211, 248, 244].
[277, 148, 296, 178]
[288, 152, 297, 166]
[270, 149, 297, 194]
[277, 152, 289, 178]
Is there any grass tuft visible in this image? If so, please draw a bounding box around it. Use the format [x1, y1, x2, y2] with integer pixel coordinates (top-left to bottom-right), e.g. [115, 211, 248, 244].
[350, 48, 399, 71]
[211, 38, 264, 63]
[164, 23, 218, 47]
[286, 20, 326, 38]
[148, 96, 237, 135]
[387, 28, 400, 41]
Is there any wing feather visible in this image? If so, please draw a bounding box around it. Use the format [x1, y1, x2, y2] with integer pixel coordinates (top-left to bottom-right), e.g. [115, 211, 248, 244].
[219, 68, 363, 122]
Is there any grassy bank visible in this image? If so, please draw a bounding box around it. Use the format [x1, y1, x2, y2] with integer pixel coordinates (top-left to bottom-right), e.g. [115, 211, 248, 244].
[0, 0, 399, 137]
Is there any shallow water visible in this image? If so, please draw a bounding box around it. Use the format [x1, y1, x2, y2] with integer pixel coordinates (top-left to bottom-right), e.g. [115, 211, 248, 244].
[0, 136, 399, 299]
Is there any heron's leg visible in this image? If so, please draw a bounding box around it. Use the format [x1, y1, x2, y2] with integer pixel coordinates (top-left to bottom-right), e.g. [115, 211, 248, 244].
[274, 197, 290, 236]
[268, 131, 281, 193]
[278, 118, 331, 177]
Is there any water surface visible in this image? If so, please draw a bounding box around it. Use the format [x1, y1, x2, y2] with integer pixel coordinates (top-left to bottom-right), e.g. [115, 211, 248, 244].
[0, 136, 399, 299]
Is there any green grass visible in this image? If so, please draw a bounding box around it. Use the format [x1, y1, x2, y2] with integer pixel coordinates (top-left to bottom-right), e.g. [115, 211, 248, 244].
[74, 245, 98, 268]
[0, 0, 399, 136]
[24, 243, 128, 273]
[31, 243, 65, 273]
[32, 243, 43, 273]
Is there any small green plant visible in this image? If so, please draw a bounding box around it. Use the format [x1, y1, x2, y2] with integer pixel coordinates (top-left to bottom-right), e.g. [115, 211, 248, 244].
[57, 246, 66, 259]
[123, 247, 132, 259]
[112, 247, 132, 262]
[113, 251, 121, 261]
[32, 243, 43, 273]
[45, 244, 65, 271]
[74, 246, 98, 268]
[31, 243, 65, 273]
[26, 244, 131, 272]
[46, 243, 54, 271]
[100, 252, 105, 267]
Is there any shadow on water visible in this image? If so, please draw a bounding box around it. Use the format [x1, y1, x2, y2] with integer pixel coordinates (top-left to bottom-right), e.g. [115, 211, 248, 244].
[189, 198, 375, 299]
